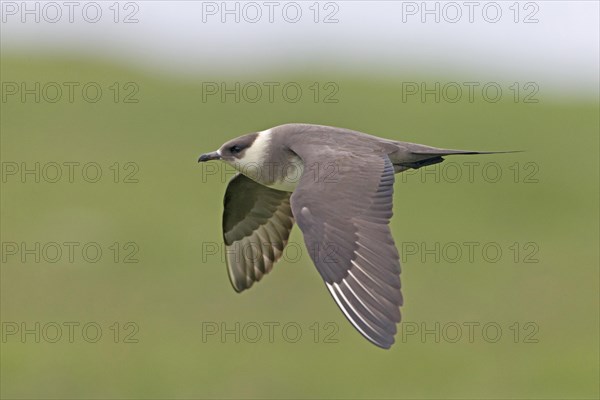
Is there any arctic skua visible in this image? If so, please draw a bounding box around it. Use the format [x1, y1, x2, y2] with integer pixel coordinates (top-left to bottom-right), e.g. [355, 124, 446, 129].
[198, 123, 510, 349]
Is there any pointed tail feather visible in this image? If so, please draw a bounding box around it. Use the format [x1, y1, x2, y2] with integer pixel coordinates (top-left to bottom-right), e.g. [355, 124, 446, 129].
[397, 148, 521, 170]
[410, 149, 522, 156]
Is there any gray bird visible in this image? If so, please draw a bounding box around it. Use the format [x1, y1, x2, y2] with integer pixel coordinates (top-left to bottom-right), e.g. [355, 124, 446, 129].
[198, 123, 507, 349]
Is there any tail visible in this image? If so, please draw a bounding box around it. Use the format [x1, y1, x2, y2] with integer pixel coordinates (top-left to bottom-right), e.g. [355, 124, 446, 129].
[396, 145, 521, 169]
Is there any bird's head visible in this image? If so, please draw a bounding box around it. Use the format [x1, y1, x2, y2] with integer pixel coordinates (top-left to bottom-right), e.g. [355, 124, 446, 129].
[197, 133, 257, 163]
[197, 131, 272, 177]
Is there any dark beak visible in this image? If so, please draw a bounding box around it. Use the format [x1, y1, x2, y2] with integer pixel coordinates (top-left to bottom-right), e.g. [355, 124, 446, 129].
[198, 151, 221, 163]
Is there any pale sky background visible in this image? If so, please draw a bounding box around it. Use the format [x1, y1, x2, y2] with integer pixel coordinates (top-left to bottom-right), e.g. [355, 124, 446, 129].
[1, 1, 598, 97]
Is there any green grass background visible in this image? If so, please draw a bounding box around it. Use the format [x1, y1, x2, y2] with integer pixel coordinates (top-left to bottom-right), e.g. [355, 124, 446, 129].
[1, 56, 598, 399]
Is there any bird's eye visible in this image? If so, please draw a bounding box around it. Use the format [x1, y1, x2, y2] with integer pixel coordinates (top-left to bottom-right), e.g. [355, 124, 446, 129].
[229, 145, 242, 154]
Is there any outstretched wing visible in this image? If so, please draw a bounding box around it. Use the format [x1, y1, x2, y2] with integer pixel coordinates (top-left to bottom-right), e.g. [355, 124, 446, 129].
[290, 150, 402, 349]
[222, 174, 295, 292]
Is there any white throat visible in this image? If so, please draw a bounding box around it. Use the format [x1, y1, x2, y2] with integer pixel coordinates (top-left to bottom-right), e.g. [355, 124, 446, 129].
[228, 128, 304, 192]
[228, 129, 272, 183]
[239, 129, 272, 168]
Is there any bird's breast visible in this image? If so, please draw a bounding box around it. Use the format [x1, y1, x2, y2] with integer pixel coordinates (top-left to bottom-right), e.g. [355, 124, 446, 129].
[230, 154, 304, 192]
[262, 155, 304, 192]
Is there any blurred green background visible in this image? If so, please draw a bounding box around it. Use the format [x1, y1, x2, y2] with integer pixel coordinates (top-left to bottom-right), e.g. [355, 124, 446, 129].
[1, 56, 598, 399]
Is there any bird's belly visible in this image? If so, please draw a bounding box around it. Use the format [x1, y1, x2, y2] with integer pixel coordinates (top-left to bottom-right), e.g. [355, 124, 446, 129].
[265, 179, 299, 192]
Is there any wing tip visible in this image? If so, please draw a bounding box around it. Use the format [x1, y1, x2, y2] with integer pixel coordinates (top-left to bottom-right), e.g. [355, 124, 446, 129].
[326, 281, 401, 349]
[372, 338, 395, 350]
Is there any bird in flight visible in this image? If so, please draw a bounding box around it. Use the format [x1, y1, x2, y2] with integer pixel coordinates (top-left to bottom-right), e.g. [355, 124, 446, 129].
[198, 123, 508, 348]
